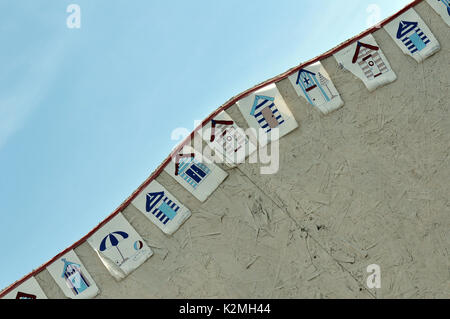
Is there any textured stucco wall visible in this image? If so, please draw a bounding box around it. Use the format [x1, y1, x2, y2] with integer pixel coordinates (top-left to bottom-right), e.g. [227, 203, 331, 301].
[21, 1, 450, 298]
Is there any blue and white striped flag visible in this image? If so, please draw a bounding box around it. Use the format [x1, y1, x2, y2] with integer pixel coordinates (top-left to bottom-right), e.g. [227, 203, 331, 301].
[132, 180, 191, 235]
[236, 83, 298, 145]
[384, 8, 440, 63]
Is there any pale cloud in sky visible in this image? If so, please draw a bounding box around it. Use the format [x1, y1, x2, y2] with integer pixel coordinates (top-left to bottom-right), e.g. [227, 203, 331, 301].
[0, 41, 65, 150]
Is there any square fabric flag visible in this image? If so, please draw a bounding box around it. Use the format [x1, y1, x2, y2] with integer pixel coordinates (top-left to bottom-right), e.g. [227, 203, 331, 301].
[131, 180, 191, 235]
[426, 0, 450, 27]
[237, 83, 298, 145]
[87, 213, 153, 281]
[164, 148, 228, 202]
[288, 61, 344, 114]
[384, 8, 440, 63]
[46, 249, 99, 299]
[333, 34, 397, 92]
[1, 276, 48, 299]
[198, 111, 257, 167]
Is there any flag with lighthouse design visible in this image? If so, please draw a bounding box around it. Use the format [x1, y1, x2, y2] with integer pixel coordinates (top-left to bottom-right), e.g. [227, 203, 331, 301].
[288, 61, 344, 114]
[87, 213, 153, 281]
[131, 180, 191, 235]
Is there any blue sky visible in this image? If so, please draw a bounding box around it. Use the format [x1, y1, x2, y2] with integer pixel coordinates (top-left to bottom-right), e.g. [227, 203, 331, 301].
[0, 0, 411, 290]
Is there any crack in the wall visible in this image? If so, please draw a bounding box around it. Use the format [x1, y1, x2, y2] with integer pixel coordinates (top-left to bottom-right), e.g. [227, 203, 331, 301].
[235, 166, 377, 298]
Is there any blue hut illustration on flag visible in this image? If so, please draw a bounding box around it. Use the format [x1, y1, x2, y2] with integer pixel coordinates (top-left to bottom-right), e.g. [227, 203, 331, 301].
[60, 258, 90, 296]
[177, 157, 211, 189]
[295, 69, 334, 106]
[250, 95, 285, 133]
[145, 191, 180, 225]
[396, 20, 431, 54]
[438, 0, 450, 15]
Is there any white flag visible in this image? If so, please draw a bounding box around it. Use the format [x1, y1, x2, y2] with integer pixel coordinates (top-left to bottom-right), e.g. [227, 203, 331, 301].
[1, 276, 48, 299]
[384, 8, 440, 63]
[164, 148, 228, 202]
[426, 0, 450, 27]
[131, 180, 191, 235]
[288, 61, 344, 114]
[333, 34, 397, 92]
[237, 83, 298, 145]
[87, 213, 153, 281]
[46, 250, 99, 299]
[198, 111, 257, 167]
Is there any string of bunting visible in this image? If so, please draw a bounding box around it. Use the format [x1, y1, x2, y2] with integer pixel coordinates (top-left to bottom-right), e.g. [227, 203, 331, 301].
[1, 0, 447, 299]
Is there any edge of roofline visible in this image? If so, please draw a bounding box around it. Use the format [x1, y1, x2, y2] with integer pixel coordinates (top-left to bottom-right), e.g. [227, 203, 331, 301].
[0, 0, 423, 297]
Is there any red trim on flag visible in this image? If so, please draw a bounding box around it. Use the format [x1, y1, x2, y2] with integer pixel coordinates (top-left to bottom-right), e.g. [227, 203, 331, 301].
[305, 85, 318, 92]
[174, 153, 196, 176]
[210, 119, 234, 142]
[352, 42, 380, 63]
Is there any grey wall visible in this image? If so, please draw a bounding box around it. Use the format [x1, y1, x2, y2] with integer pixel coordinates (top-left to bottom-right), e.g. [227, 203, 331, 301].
[31, 1, 449, 298]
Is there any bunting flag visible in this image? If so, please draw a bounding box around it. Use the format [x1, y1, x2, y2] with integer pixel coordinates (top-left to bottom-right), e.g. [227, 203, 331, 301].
[87, 213, 153, 281]
[384, 8, 440, 63]
[1, 276, 48, 299]
[131, 180, 191, 235]
[333, 34, 397, 92]
[288, 61, 344, 114]
[426, 0, 450, 26]
[237, 83, 298, 145]
[46, 250, 99, 299]
[164, 148, 228, 202]
[199, 111, 257, 167]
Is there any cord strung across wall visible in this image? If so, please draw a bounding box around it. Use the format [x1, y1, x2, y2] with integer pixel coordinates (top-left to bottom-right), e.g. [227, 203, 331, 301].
[384, 8, 440, 62]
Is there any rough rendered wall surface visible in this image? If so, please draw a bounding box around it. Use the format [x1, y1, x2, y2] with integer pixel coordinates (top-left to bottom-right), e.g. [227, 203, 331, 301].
[7, 1, 450, 298]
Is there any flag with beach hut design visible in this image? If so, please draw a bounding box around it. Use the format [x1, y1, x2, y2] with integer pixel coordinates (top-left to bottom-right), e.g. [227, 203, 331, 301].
[333, 34, 397, 92]
[198, 111, 257, 167]
[426, 0, 450, 26]
[0, 276, 48, 299]
[288, 61, 344, 114]
[131, 179, 191, 235]
[384, 8, 440, 63]
[46, 249, 99, 299]
[236, 83, 298, 146]
[87, 212, 153, 281]
[164, 148, 228, 202]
